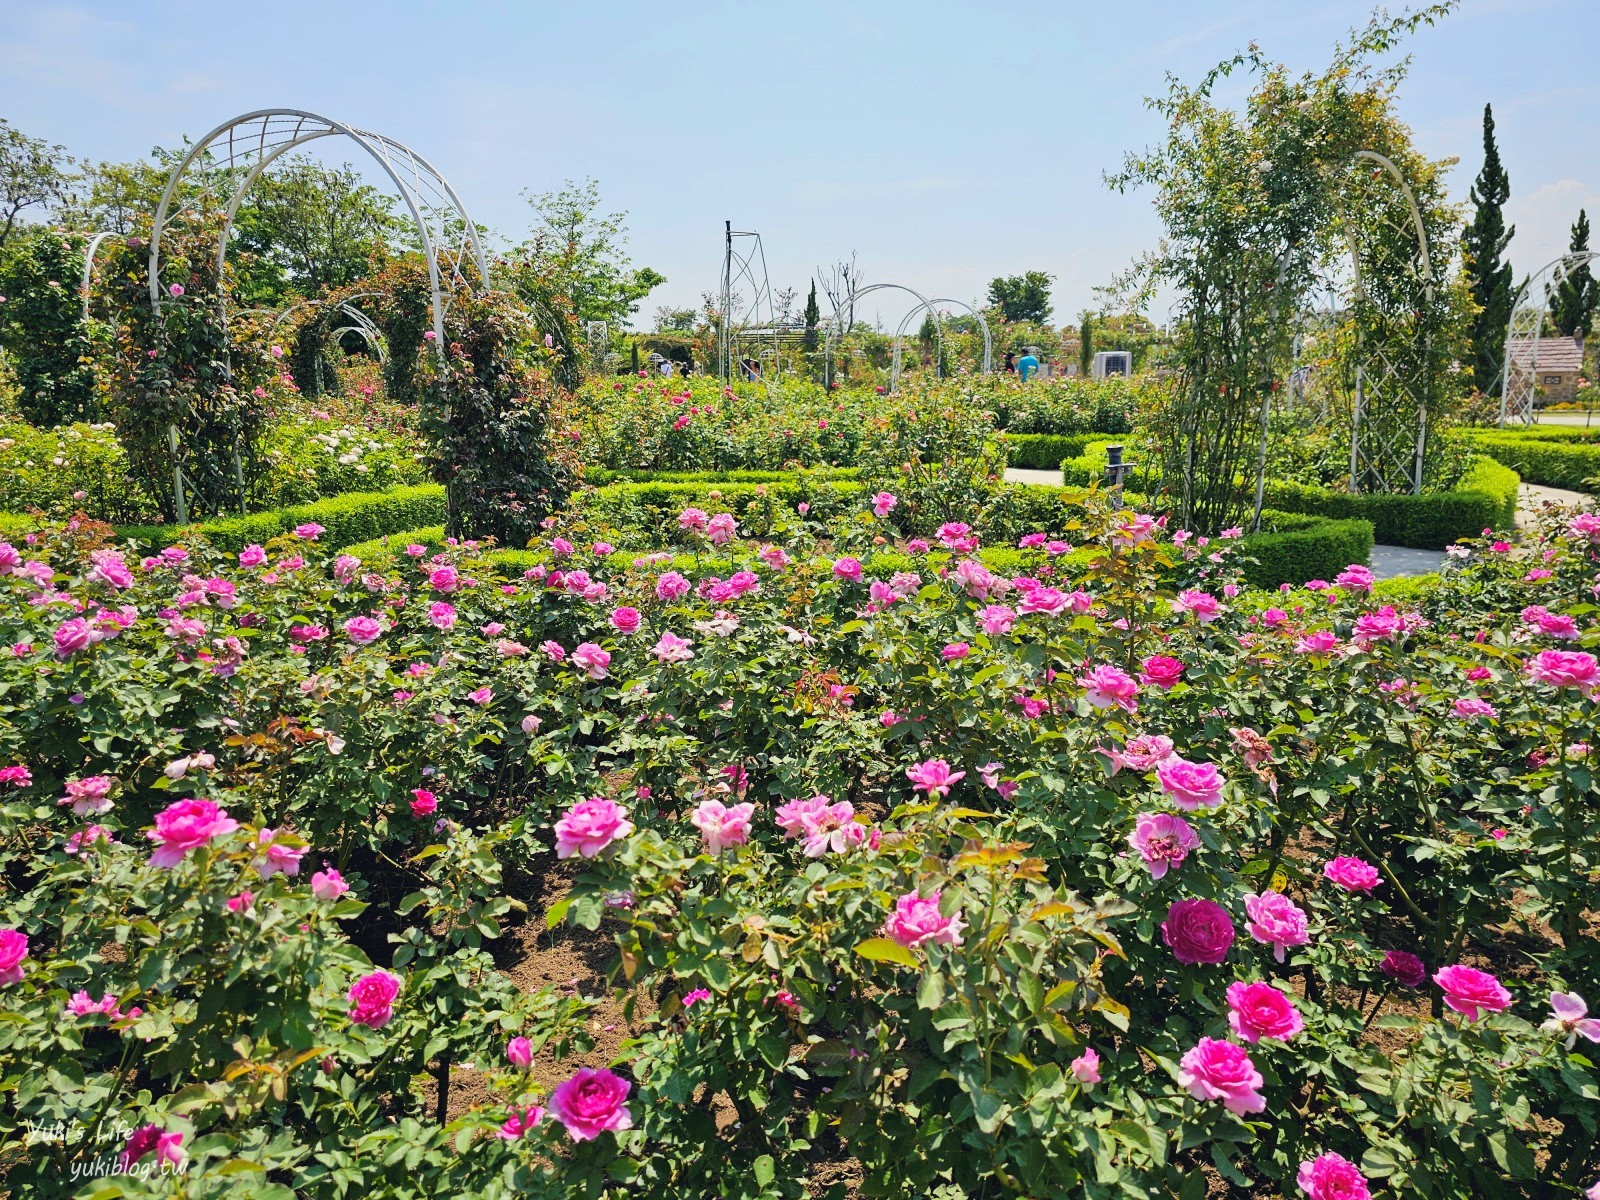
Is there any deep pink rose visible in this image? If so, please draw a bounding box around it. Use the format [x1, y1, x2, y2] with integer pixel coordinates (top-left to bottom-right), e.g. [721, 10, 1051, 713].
[1297, 1152, 1371, 1200]
[1140, 654, 1186, 689]
[0, 928, 28, 985]
[1160, 898, 1234, 964]
[609, 606, 642, 635]
[348, 969, 401, 1028]
[1380, 950, 1427, 988]
[1226, 980, 1304, 1042]
[1323, 856, 1381, 893]
[1177, 1037, 1265, 1115]
[549, 1067, 633, 1141]
[1243, 891, 1310, 962]
[1526, 649, 1599, 691]
[120, 1125, 185, 1172]
[1433, 964, 1512, 1022]
[147, 798, 240, 868]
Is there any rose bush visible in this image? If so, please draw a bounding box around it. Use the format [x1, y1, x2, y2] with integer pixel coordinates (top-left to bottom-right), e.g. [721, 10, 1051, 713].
[0, 483, 1596, 1197]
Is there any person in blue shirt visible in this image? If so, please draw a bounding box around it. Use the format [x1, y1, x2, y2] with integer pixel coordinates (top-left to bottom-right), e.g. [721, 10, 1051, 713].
[1017, 348, 1040, 381]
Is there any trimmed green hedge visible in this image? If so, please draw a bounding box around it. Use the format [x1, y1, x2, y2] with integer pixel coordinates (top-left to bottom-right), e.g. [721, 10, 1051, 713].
[1261, 455, 1520, 549]
[1467, 433, 1600, 491]
[115, 485, 447, 554]
[581, 467, 860, 486]
[1468, 425, 1600, 443]
[1001, 433, 1107, 470]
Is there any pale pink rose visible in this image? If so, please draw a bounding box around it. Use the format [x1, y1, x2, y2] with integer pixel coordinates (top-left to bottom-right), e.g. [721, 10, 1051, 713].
[571, 642, 611, 680]
[872, 491, 898, 518]
[148, 798, 240, 868]
[977, 604, 1016, 636]
[1543, 991, 1600, 1050]
[541, 640, 566, 661]
[469, 686, 493, 706]
[0, 929, 27, 985]
[656, 570, 691, 600]
[1433, 964, 1512, 1022]
[610, 606, 641, 634]
[343, 615, 382, 645]
[1243, 891, 1310, 962]
[1297, 1152, 1371, 1200]
[1156, 757, 1225, 809]
[1226, 980, 1304, 1042]
[1081, 664, 1139, 712]
[832, 556, 863, 583]
[61, 775, 114, 816]
[1323, 856, 1381, 893]
[1105, 734, 1177, 775]
[883, 889, 965, 949]
[251, 828, 305, 879]
[652, 631, 695, 663]
[521, 713, 541, 734]
[348, 968, 401, 1028]
[554, 797, 634, 858]
[1177, 1037, 1265, 1115]
[311, 868, 349, 901]
[796, 799, 866, 857]
[691, 799, 755, 855]
[905, 758, 965, 798]
[549, 1067, 633, 1141]
[775, 794, 830, 837]
[678, 507, 708, 532]
[1070, 1047, 1101, 1086]
[1127, 812, 1198, 879]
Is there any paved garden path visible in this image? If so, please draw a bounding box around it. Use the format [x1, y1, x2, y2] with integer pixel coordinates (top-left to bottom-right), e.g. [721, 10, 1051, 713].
[1517, 482, 1590, 528]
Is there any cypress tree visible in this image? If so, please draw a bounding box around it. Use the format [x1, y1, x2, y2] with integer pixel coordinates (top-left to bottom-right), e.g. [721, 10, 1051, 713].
[1462, 103, 1515, 394]
[1551, 208, 1598, 350]
[802, 281, 820, 351]
[1079, 314, 1095, 377]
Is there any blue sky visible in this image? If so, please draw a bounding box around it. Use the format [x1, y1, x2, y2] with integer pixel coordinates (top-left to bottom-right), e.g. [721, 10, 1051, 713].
[4, 1, 1598, 329]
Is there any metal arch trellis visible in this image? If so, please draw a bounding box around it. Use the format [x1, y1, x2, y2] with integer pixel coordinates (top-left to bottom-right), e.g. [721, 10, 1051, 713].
[1336, 149, 1436, 495]
[822, 283, 945, 394]
[148, 109, 491, 347]
[1498, 251, 1600, 426]
[889, 298, 994, 388]
[80, 231, 116, 320]
[718, 222, 781, 387]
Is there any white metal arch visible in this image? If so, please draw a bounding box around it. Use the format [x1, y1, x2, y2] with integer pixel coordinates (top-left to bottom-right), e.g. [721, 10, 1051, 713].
[1336, 149, 1435, 494]
[80, 231, 116, 320]
[825, 283, 944, 393]
[1499, 251, 1600, 426]
[147, 109, 490, 347]
[889, 298, 994, 387]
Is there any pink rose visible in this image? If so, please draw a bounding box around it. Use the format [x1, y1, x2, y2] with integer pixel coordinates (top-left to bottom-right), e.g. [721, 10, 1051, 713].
[1156, 757, 1225, 809]
[1172, 589, 1221, 622]
[294, 522, 325, 540]
[549, 1067, 633, 1141]
[1081, 664, 1139, 712]
[506, 1036, 534, 1069]
[1243, 890, 1310, 962]
[883, 889, 965, 949]
[706, 513, 737, 545]
[678, 507, 708, 532]
[1160, 898, 1234, 965]
[651, 631, 695, 663]
[872, 491, 898, 518]
[409, 789, 437, 817]
[1226, 980, 1304, 1042]
[1433, 964, 1512, 1022]
[691, 799, 755, 855]
[1323, 856, 1381, 893]
[348, 968, 401, 1028]
[427, 601, 457, 631]
[1297, 1152, 1371, 1200]
[1177, 1037, 1265, 1115]
[251, 828, 305, 879]
[312, 868, 349, 901]
[120, 1126, 185, 1172]
[656, 571, 691, 600]
[1526, 649, 1600, 691]
[498, 1106, 545, 1140]
[905, 758, 965, 798]
[942, 642, 971, 661]
[977, 604, 1016, 636]
[1140, 654, 1186, 689]
[53, 618, 95, 657]
[554, 797, 634, 858]
[795, 798, 866, 857]
[610, 606, 642, 634]
[148, 798, 240, 868]
[1127, 812, 1198, 879]
[61, 775, 114, 816]
[343, 615, 382, 645]
[832, 556, 863, 583]
[571, 642, 610, 680]
[1070, 1047, 1101, 1086]
[0, 928, 28, 985]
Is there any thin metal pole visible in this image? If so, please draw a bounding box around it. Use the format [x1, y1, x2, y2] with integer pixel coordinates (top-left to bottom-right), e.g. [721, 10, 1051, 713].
[1350, 365, 1363, 494]
[168, 424, 188, 526]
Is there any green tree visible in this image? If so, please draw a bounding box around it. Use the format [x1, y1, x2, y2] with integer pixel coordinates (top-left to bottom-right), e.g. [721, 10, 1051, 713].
[228, 156, 404, 305]
[987, 270, 1054, 323]
[1462, 103, 1515, 394]
[0, 228, 100, 425]
[802, 281, 820, 351]
[1551, 208, 1598, 349]
[1078, 313, 1095, 377]
[0, 119, 73, 253]
[653, 306, 698, 333]
[516, 178, 664, 326]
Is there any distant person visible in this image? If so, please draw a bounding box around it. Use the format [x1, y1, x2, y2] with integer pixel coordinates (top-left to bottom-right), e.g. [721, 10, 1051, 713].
[1003, 350, 1017, 374]
[1017, 348, 1040, 382]
[659, 357, 675, 377]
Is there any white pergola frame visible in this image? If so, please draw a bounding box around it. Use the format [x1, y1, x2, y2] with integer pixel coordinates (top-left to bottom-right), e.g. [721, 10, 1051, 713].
[890, 297, 994, 387]
[1338, 150, 1435, 495]
[823, 282, 944, 394]
[717, 222, 782, 387]
[1498, 251, 1599, 426]
[147, 109, 490, 346]
[80, 230, 116, 320]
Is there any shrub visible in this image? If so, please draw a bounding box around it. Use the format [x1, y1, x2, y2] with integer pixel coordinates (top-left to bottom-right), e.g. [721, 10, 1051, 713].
[117, 483, 446, 553]
[0, 228, 100, 426]
[1262, 455, 1519, 549]
[1000, 432, 1103, 469]
[0, 421, 159, 523]
[1468, 432, 1600, 491]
